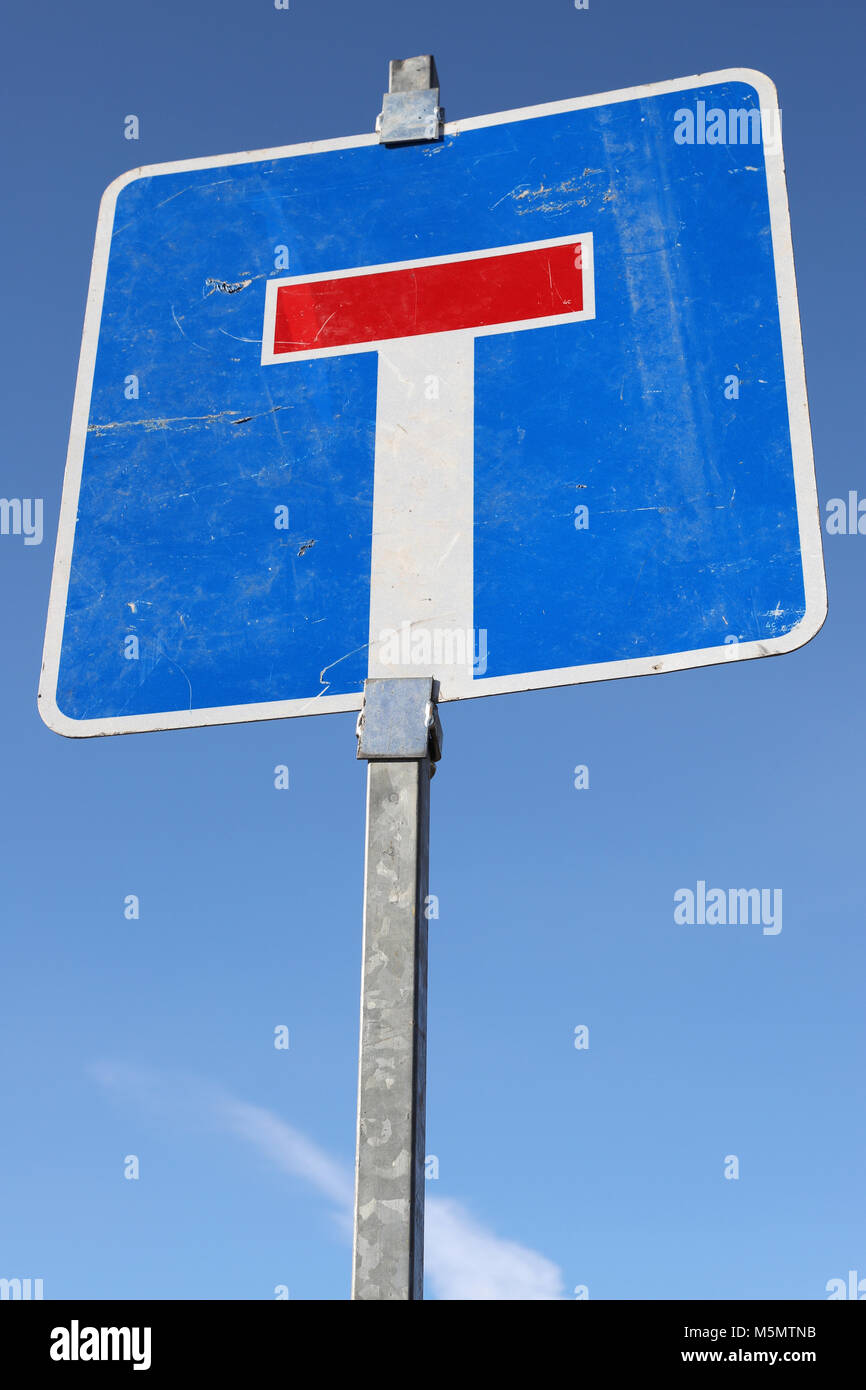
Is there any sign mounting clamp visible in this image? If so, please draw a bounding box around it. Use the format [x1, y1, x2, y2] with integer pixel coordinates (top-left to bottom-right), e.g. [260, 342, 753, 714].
[376, 54, 443, 144]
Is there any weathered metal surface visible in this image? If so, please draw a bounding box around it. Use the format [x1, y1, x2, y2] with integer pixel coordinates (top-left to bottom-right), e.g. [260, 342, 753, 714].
[352, 676, 436, 1300]
[40, 69, 825, 738]
[356, 676, 442, 762]
[389, 55, 439, 95]
[377, 55, 443, 144]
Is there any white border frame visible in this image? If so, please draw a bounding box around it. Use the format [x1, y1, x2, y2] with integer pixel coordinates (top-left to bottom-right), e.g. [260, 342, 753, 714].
[38, 68, 826, 737]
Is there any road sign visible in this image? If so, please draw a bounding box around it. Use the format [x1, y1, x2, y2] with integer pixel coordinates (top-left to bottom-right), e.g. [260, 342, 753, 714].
[39, 67, 826, 738]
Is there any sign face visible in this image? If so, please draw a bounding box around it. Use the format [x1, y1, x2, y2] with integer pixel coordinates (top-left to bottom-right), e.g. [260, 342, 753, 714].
[39, 68, 826, 737]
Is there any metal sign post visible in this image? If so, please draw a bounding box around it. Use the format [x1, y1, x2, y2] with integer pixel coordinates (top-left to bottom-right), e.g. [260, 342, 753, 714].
[348, 60, 447, 1304]
[352, 677, 442, 1300]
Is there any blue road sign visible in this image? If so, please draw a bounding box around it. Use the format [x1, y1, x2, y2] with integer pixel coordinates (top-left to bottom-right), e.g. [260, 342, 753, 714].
[40, 68, 826, 736]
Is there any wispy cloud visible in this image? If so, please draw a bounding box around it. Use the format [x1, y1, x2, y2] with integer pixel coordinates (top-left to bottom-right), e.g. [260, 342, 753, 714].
[91, 1062, 565, 1300]
[219, 1096, 354, 1211]
[425, 1197, 564, 1300]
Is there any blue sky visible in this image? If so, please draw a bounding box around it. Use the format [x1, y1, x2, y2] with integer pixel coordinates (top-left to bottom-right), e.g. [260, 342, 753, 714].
[1, 0, 864, 1300]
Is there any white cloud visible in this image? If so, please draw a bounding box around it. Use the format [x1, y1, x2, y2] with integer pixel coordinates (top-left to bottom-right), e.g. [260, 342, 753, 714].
[92, 1062, 565, 1300]
[425, 1197, 565, 1301]
[218, 1096, 354, 1211]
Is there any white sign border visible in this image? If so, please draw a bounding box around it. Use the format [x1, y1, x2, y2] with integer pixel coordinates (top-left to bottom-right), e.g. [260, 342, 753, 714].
[38, 67, 827, 738]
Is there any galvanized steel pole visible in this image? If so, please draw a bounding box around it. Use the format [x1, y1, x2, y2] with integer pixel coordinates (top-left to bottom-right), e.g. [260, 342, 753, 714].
[349, 57, 446, 1302]
[352, 677, 442, 1300]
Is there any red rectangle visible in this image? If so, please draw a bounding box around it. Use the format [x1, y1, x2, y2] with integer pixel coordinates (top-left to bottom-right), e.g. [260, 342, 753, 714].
[272, 241, 584, 355]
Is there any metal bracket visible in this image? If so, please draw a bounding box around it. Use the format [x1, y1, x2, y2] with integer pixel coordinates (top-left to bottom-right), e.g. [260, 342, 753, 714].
[376, 55, 444, 145]
[356, 677, 443, 763]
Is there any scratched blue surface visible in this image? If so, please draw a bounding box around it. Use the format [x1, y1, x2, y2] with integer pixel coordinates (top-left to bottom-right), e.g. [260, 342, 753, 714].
[57, 79, 804, 719]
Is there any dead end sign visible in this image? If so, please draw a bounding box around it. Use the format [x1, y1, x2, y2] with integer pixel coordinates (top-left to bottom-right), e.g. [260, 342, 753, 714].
[39, 67, 825, 737]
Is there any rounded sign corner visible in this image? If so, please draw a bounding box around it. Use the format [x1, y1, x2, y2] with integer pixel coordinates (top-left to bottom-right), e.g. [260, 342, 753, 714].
[692, 67, 779, 108]
[37, 685, 97, 740]
[99, 164, 153, 220]
[775, 590, 829, 656]
[734, 68, 780, 108]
